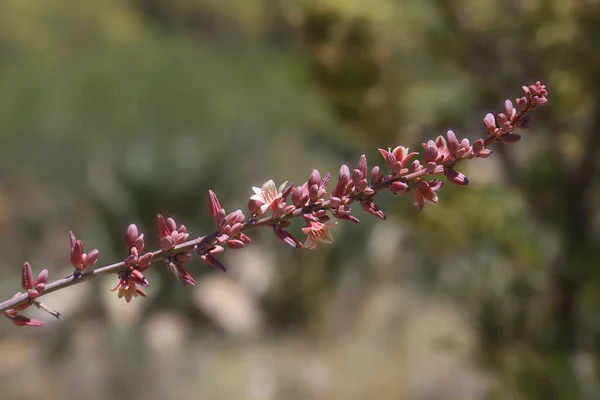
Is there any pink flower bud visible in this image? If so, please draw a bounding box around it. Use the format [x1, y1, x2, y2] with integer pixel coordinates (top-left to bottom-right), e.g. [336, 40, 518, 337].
[161, 236, 174, 251]
[168, 262, 196, 286]
[356, 154, 368, 178]
[390, 181, 408, 194]
[516, 97, 528, 112]
[69, 231, 77, 251]
[133, 235, 145, 253]
[483, 113, 496, 132]
[166, 217, 177, 232]
[10, 315, 44, 327]
[138, 253, 153, 270]
[292, 184, 308, 207]
[227, 239, 246, 249]
[352, 169, 363, 184]
[445, 168, 469, 186]
[225, 210, 245, 226]
[174, 232, 189, 244]
[86, 249, 99, 266]
[270, 205, 283, 219]
[210, 245, 225, 255]
[124, 254, 137, 268]
[472, 139, 485, 154]
[410, 160, 422, 173]
[157, 215, 170, 239]
[200, 253, 226, 272]
[423, 140, 438, 163]
[426, 162, 437, 173]
[332, 174, 349, 198]
[309, 184, 320, 202]
[370, 165, 379, 180]
[446, 130, 457, 144]
[229, 222, 243, 236]
[333, 212, 360, 223]
[355, 179, 368, 193]
[320, 173, 331, 189]
[130, 269, 149, 287]
[71, 241, 84, 270]
[308, 169, 321, 188]
[504, 99, 515, 119]
[378, 148, 396, 168]
[529, 82, 547, 96]
[273, 224, 304, 249]
[478, 148, 492, 158]
[34, 282, 46, 294]
[497, 113, 508, 127]
[281, 183, 294, 201]
[339, 164, 351, 180]
[329, 196, 341, 208]
[22, 262, 34, 290]
[361, 201, 386, 220]
[446, 132, 459, 155]
[125, 224, 139, 249]
[532, 96, 548, 107]
[36, 269, 48, 286]
[247, 199, 262, 214]
[208, 190, 223, 221]
[27, 289, 40, 300]
[284, 205, 296, 214]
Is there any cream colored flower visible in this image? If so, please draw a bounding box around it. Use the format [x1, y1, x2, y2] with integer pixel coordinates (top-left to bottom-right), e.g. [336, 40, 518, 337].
[302, 220, 338, 249]
[249, 180, 288, 216]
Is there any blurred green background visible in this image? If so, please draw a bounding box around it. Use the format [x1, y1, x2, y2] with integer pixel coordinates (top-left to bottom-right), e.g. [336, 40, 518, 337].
[0, 0, 599, 399]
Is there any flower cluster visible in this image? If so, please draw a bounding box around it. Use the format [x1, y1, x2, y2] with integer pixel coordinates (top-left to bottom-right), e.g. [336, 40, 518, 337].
[70, 231, 99, 273]
[158, 215, 195, 286]
[3, 262, 58, 327]
[110, 224, 153, 302]
[0, 82, 549, 325]
[483, 81, 548, 143]
[201, 190, 253, 272]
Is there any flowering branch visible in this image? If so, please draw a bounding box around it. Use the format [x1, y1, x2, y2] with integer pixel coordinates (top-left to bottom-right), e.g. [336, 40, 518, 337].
[0, 82, 548, 326]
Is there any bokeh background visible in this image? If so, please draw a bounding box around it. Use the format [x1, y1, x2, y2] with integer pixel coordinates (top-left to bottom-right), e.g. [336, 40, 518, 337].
[0, 0, 598, 399]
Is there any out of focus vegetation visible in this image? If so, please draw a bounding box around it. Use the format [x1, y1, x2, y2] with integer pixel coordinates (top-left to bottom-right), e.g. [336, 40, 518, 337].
[0, 0, 599, 399]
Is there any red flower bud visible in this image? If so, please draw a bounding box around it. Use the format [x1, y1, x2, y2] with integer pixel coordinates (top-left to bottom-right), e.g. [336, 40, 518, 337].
[22, 262, 34, 290]
[125, 224, 139, 249]
[356, 154, 368, 179]
[390, 181, 408, 194]
[483, 113, 496, 132]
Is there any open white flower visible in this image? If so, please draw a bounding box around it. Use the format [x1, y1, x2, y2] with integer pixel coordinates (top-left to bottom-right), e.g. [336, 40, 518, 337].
[302, 220, 338, 249]
[249, 180, 288, 216]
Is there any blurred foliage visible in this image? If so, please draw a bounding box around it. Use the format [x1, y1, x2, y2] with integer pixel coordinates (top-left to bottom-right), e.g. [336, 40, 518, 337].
[0, 0, 599, 399]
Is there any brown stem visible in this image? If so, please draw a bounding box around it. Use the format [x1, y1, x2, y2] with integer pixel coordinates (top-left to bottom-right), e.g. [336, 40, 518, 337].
[0, 84, 546, 318]
[0, 171, 437, 314]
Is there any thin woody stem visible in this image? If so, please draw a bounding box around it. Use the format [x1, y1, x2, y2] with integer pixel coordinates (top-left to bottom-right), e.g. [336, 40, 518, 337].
[0, 238, 199, 313]
[0, 154, 484, 314]
[0, 182, 400, 313]
[0, 83, 547, 317]
[0, 200, 337, 313]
